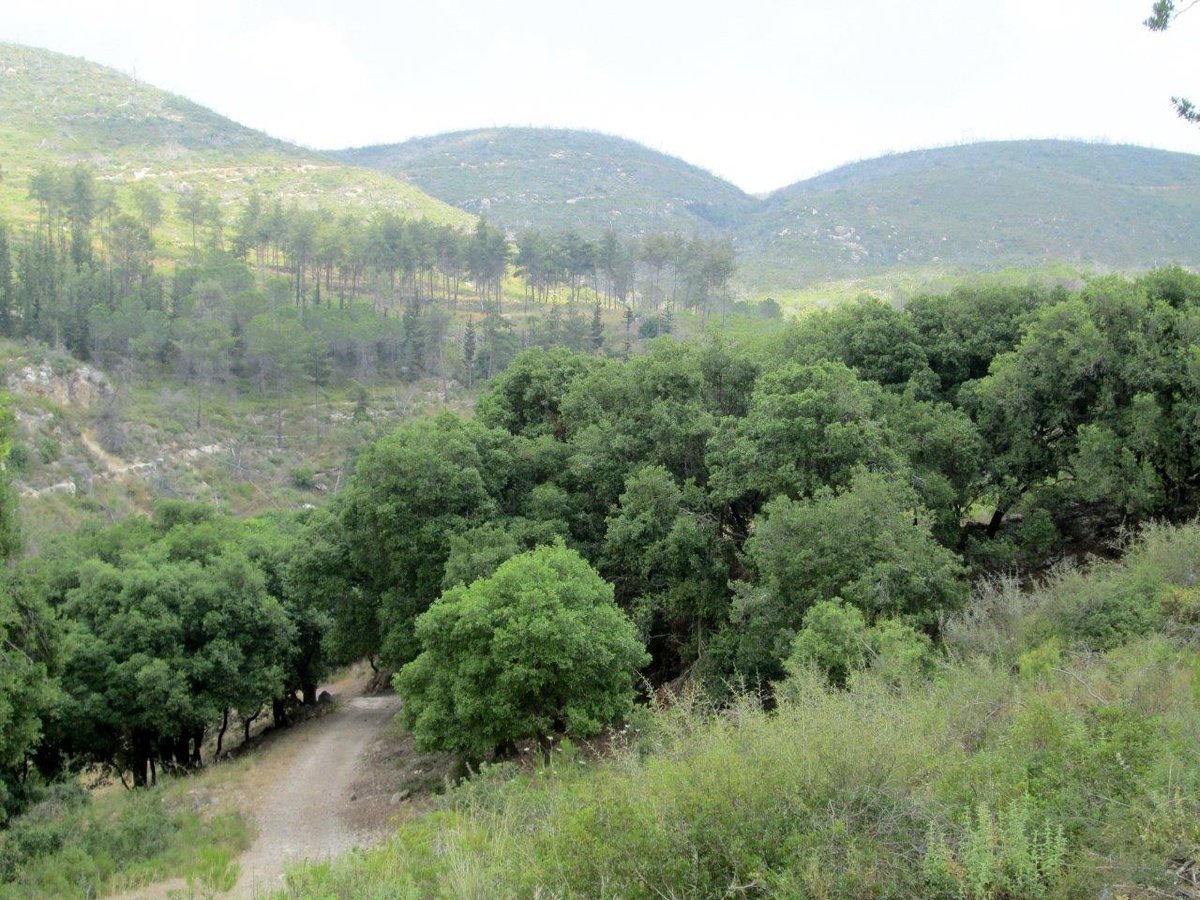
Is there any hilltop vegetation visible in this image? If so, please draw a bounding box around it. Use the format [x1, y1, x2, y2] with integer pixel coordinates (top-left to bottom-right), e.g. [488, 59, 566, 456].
[0, 43, 469, 251]
[345, 128, 1200, 289]
[4, 44, 1197, 294]
[741, 140, 1200, 288]
[338, 128, 754, 236]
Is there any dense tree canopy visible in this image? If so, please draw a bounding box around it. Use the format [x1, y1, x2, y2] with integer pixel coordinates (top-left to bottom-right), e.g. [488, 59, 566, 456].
[11, 504, 319, 788]
[0, 398, 60, 821]
[7, 262, 1200, 794]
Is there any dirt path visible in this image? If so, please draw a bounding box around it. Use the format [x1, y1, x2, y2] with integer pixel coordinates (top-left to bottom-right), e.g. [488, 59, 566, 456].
[232, 691, 404, 898]
[80, 429, 133, 473]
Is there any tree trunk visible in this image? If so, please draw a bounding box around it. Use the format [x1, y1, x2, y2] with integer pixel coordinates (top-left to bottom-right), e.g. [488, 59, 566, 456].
[131, 732, 151, 788]
[272, 696, 288, 729]
[216, 707, 229, 757]
[243, 707, 261, 745]
[191, 726, 204, 767]
[302, 683, 318, 706]
[985, 506, 1007, 538]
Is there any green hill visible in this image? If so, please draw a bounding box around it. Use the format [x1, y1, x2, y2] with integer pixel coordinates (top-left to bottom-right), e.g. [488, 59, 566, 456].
[337, 127, 754, 235]
[0, 43, 470, 246]
[3, 45, 1197, 289]
[739, 140, 1200, 288]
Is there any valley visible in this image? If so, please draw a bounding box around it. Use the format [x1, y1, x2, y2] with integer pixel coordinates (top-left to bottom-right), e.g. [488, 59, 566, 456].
[1, 27, 1199, 900]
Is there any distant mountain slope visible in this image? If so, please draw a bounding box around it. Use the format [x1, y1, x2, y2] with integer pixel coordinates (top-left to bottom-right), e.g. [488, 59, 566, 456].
[3, 45, 1195, 289]
[0, 43, 470, 239]
[739, 141, 1200, 287]
[337, 128, 754, 235]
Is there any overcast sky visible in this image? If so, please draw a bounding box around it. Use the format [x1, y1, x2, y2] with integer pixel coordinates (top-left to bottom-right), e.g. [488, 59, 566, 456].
[4, 0, 1197, 193]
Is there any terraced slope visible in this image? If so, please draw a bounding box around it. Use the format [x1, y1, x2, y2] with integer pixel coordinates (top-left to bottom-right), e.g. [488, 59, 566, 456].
[0, 43, 470, 244]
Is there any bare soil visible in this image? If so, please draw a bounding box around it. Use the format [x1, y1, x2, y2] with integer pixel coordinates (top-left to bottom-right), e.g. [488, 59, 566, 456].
[116, 669, 450, 899]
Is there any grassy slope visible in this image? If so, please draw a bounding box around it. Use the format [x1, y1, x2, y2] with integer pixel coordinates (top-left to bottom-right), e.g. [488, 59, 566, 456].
[0, 779, 249, 898]
[342, 129, 1200, 293]
[0, 43, 471, 248]
[739, 140, 1200, 289]
[337, 127, 755, 236]
[280, 523, 1200, 898]
[0, 337, 479, 553]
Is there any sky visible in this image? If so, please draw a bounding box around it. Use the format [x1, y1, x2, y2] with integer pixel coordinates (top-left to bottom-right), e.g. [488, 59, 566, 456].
[3, 0, 1197, 194]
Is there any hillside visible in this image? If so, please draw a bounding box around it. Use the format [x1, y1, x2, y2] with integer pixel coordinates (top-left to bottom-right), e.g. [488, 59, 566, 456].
[0, 43, 470, 244]
[337, 131, 1200, 290]
[336, 127, 754, 236]
[4, 49, 1194, 289]
[739, 140, 1200, 288]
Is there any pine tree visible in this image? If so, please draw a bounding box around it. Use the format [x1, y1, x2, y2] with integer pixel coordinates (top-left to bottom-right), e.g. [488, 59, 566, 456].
[591, 303, 604, 352]
[0, 224, 12, 337]
[463, 317, 477, 387]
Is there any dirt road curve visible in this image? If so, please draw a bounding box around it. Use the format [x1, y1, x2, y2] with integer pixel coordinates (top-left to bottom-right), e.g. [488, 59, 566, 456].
[233, 692, 403, 898]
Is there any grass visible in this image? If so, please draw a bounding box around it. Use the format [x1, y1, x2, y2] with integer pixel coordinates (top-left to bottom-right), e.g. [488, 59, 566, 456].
[338, 127, 754, 237]
[277, 521, 1200, 899]
[0, 780, 250, 898]
[740, 262, 1092, 315]
[738, 140, 1200, 291]
[0, 42, 471, 251]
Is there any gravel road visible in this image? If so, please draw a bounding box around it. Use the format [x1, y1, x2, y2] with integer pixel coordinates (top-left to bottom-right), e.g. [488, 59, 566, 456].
[233, 692, 403, 897]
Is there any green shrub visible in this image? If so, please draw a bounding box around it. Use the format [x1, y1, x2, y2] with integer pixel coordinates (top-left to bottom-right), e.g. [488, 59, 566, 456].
[926, 796, 1067, 900]
[289, 465, 316, 490]
[786, 598, 872, 686]
[4, 444, 29, 475]
[786, 599, 933, 687]
[0, 785, 249, 899]
[34, 436, 58, 465]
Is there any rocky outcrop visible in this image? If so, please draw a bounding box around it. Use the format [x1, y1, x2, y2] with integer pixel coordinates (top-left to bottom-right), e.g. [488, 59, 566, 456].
[6, 363, 112, 410]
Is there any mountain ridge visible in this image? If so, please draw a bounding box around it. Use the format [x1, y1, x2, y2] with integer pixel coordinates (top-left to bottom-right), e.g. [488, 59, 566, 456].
[0, 42, 470, 240]
[3, 42, 1198, 287]
[341, 127, 1200, 286]
[336, 126, 755, 236]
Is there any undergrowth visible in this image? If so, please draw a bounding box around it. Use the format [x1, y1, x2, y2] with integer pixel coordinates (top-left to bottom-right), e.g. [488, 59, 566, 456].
[0, 780, 249, 898]
[280, 522, 1200, 899]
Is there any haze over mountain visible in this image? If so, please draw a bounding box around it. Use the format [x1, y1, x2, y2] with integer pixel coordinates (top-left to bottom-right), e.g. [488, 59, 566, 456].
[349, 130, 1200, 288]
[743, 140, 1200, 287]
[3, 43, 1198, 289]
[0, 43, 469, 238]
[338, 128, 755, 237]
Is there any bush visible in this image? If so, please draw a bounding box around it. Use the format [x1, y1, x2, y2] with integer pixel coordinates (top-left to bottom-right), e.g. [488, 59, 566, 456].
[786, 599, 933, 687]
[0, 783, 249, 898]
[34, 437, 58, 465]
[785, 598, 872, 686]
[947, 521, 1200, 664]
[289, 465, 316, 490]
[4, 444, 29, 476]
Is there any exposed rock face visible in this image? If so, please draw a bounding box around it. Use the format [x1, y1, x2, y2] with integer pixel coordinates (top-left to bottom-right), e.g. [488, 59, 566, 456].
[6, 363, 112, 409]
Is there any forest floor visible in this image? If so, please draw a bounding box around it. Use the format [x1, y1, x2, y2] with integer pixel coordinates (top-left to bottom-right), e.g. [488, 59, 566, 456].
[117, 667, 450, 899]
